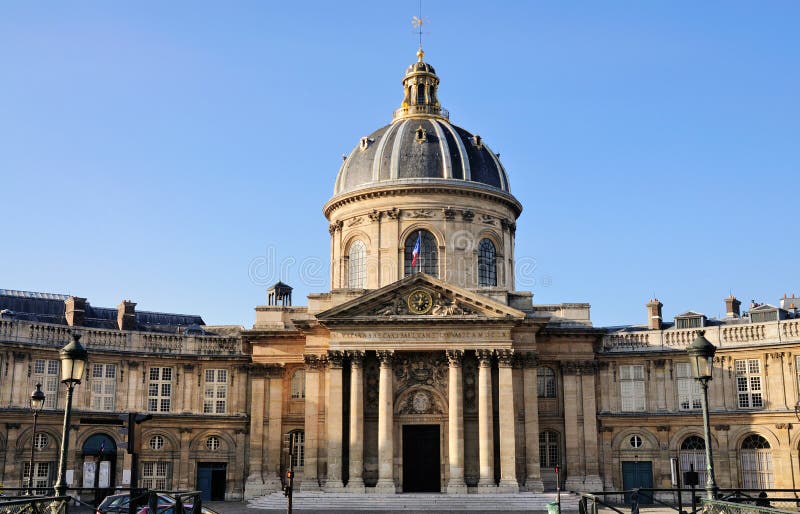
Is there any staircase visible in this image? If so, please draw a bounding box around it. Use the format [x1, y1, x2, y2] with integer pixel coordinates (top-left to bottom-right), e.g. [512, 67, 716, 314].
[248, 491, 580, 511]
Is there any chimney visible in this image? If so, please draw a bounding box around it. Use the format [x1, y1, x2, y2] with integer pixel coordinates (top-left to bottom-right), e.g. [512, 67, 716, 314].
[646, 298, 663, 330]
[117, 300, 137, 331]
[65, 296, 87, 327]
[781, 294, 798, 313]
[725, 294, 741, 318]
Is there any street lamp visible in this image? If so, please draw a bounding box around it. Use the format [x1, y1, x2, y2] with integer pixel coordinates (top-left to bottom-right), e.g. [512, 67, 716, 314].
[53, 332, 88, 497]
[687, 330, 718, 500]
[27, 383, 46, 495]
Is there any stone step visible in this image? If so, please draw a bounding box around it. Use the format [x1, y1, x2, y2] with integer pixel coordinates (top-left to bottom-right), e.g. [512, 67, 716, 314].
[248, 491, 580, 511]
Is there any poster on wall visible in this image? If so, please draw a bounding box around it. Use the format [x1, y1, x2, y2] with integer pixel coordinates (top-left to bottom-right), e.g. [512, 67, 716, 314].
[99, 461, 111, 488]
[83, 461, 96, 489]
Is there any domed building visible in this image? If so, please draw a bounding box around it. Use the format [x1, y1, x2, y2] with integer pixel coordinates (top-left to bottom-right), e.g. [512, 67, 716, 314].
[243, 49, 603, 497]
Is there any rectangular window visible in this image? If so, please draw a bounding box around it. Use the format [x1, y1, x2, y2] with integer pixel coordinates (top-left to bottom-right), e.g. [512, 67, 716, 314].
[23, 462, 52, 495]
[140, 461, 170, 490]
[676, 317, 703, 329]
[203, 369, 228, 414]
[90, 363, 117, 412]
[736, 359, 764, 409]
[676, 362, 702, 411]
[33, 359, 59, 409]
[148, 367, 173, 412]
[619, 364, 646, 412]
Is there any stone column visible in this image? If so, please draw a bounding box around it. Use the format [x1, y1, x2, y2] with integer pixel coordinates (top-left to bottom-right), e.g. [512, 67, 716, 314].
[562, 363, 582, 491]
[375, 350, 395, 493]
[325, 351, 345, 490]
[244, 367, 267, 498]
[522, 352, 544, 492]
[497, 350, 519, 492]
[299, 355, 323, 490]
[477, 349, 495, 491]
[265, 365, 285, 490]
[3, 423, 20, 487]
[178, 428, 192, 490]
[347, 351, 365, 492]
[580, 363, 603, 490]
[446, 350, 467, 493]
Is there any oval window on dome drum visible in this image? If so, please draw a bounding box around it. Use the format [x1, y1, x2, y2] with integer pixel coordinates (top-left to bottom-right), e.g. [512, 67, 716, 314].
[348, 240, 366, 288]
[404, 230, 438, 277]
[478, 238, 497, 287]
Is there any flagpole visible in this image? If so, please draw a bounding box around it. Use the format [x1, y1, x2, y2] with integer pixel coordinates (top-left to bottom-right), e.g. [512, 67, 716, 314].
[418, 231, 422, 273]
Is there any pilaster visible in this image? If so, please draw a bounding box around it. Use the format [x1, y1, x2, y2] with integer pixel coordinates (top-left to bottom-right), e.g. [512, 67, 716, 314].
[522, 352, 544, 492]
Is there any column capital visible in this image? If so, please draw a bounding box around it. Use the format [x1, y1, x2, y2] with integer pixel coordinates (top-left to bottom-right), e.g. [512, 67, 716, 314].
[376, 350, 394, 366]
[327, 350, 344, 368]
[346, 350, 365, 366]
[497, 349, 515, 368]
[562, 360, 597, 375]
[476, 349, 493, 367]
[446, 349, 464, 366]
[304, 354, 327, 370]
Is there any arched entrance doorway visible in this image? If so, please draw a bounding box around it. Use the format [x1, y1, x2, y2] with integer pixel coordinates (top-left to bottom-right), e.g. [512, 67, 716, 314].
[82, 433, 117, 503]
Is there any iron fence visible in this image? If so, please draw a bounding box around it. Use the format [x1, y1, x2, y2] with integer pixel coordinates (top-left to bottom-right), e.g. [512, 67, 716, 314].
[0, 496, 69, 514]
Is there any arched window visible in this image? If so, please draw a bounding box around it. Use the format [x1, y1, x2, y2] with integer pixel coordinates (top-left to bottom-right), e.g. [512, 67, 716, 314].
[740, 434, 773, 488]
[680, 435, 707, 485]
[537, 367, 556, 398]
[478, 238, 497, 287]
[291, 370, 305, 399]
[404, 230, 438, 277]
[417, 82, 426, 104]
[289, 430, 305, 468]
[348, 240, 366, 288]
[539, 430, 560, 468]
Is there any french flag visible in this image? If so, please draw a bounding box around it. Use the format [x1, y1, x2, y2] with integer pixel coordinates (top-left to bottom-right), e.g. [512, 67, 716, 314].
[411, 231, 421, 269]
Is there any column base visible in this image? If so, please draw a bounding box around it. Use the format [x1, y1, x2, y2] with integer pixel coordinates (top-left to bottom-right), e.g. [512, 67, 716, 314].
[524, 478, 544, 493]
[244, 474, 282, 499]
[584, 474, 604, 491]
[298, 478, 321, 491]
[374, 479, 396, 494]
[477, 480, 497, 493]
[497, 479, 519, 493]
[446, 480, 468, 494]
[346, 478, 365, 493]
[324, 479, 345, 492]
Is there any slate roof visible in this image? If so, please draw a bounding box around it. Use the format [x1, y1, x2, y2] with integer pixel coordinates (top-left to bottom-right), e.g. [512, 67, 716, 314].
[0, 288, 206, 334]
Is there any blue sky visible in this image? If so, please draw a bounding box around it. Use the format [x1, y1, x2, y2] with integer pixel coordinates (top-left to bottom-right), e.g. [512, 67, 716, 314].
[1, 1, 798, 328]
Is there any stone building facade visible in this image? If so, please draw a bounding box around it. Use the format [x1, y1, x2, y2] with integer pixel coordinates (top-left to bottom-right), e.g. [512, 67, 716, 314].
[1, 49, 799, 501]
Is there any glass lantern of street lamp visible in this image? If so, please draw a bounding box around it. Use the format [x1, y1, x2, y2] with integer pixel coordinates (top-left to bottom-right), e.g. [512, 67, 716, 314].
[59, 333, 88, 384]
[687, 330, 717, 381]
[30, 383, 46, 412]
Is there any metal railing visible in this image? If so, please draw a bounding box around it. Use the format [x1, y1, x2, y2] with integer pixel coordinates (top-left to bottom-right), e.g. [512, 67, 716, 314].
[0, 496, 70, 514]
[704, 499, 797, 514]
[579, 489, 800, 514]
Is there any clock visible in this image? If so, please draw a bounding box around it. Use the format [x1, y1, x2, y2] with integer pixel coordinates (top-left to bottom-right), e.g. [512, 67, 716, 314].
[407, 289, 433, 315]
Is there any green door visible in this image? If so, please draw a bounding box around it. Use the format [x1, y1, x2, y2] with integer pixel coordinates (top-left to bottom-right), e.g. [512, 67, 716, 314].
[622, 461, 653, 504]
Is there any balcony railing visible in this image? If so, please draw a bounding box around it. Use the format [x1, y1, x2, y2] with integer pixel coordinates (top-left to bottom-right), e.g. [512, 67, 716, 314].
[602, 318, 800, 353]
[0, 318, 242, 356]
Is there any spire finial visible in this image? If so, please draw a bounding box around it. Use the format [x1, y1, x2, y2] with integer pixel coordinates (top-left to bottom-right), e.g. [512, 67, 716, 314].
[411, 0, 427, 60]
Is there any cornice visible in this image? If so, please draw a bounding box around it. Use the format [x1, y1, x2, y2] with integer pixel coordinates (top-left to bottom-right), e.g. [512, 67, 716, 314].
[323, 183, 523, 219]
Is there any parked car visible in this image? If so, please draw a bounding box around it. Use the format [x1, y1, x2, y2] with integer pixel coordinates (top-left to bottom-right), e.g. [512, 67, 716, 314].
[136, 504, 218, 514]
[96, 493, 175, 514]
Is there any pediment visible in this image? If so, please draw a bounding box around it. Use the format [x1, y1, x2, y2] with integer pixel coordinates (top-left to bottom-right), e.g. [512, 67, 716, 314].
[316, 273, 525, 323]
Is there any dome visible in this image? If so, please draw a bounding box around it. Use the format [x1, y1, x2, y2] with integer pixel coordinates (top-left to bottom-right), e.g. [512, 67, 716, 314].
[333, 119, 510, 195]
[332, 49, 512, 197]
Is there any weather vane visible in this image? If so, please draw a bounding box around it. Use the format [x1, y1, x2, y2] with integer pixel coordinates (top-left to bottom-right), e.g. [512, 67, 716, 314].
[411, 0, 428, 58]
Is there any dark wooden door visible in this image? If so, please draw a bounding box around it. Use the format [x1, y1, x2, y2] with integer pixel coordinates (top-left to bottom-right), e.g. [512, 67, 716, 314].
[402, 424, 440, 492]
[622, 461, 653, 504]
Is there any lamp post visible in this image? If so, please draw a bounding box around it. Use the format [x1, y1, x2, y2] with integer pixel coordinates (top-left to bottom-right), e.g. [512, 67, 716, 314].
[687, 330, 718, 501]
[27, 383, 46, 495]
[53, 332, 88, 497]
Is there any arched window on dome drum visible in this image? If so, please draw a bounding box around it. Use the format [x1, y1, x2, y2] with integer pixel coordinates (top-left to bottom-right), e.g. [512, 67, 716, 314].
[348, 240, 366, 288]
[679, 435, 707, 486]
[404, 230, 438, 277]
[478, 238, 497, 287]
[740, 434, 773, 488]
[417, 82, 426, 104]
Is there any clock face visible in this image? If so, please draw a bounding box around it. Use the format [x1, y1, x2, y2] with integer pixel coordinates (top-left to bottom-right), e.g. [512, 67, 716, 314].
[407, 289, 433, 315]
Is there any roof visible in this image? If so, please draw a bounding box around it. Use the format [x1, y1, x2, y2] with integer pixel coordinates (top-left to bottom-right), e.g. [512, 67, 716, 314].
[0, 289, 206, 334]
